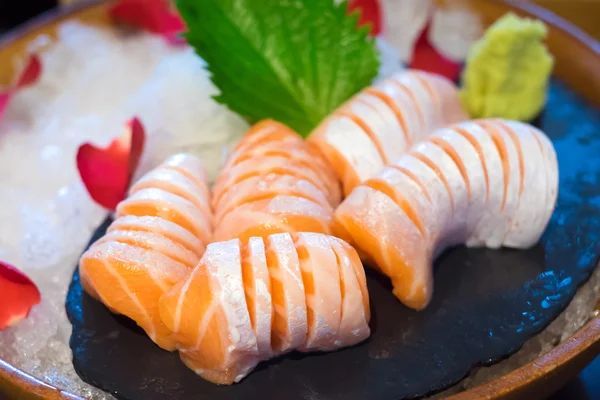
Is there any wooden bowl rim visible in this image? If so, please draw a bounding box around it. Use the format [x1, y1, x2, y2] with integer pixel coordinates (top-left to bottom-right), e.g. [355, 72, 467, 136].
[0, 0, 598, 399]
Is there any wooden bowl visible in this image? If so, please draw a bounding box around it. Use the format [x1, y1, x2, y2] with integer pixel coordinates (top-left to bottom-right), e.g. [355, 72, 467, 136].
[0, 0, 599, 399]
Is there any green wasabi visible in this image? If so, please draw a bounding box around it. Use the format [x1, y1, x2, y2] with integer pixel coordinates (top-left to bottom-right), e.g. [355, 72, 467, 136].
[460, 13, 554, 121]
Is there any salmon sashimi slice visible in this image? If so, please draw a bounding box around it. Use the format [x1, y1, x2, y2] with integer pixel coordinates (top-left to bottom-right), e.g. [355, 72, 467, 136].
[95, 230, 199, 268]
[80, 241, 189, 350]
[373, 73, 432, 142]
[213, 155, 335, 208]
[241, 237, 273, 355]
[333, 237, 370, 322]
[473, 120, 522, 246]
[335, 186, 433, 310]
[354, 92, 410, 161]
[294, 232, 342, 352]
[309, 115, 385, 197]
[214, 196, 333, 243]
[334, 119, 557, 310]
[308, 70, 468, 195]
[497, 120, 558, 248]
[449, 122, 505, 248]
[224, 141, 340, 206]
[412, 70, 469, 127]
[130, 167, 213, 227]
[230, 119, 299, 157]
[159, 239, 258, 385]
[159, 233, 370, 384]
[329, 238, 371, 346]
[227, 120, 340, 200]
[214, 174, 332, 223]
[116, 188, 212, 246]
[265, 233, 307, 353]
[161, 153, 209, 195]
[108, 215, 206, 257]
[79, 262, 100, 301]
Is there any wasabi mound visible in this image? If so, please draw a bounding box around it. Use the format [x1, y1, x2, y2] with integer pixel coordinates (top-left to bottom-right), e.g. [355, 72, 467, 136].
[460, 13, 554, 121]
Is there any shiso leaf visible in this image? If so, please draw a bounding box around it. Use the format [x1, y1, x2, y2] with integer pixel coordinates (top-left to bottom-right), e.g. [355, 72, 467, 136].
[460, 13, 554, 121]
[176, 0, 380, 136]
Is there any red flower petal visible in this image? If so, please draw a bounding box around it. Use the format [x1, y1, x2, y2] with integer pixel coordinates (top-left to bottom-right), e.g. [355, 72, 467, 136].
[15, 55, 42, 89]
[409, 20, 462, 82]
[110, 0, 185, 44]
[348, 0, 382, 36]
[77, 117, 146, 210]
[0, 261, 41, 330]
[0, 54, 43, 120]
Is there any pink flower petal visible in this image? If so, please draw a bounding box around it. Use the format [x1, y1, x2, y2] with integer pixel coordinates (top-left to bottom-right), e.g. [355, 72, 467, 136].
[110, 0, 186, 44]
[0, 54, 43, 120]
[15, 55, 42, 89]
[409, 20, 463, 81]
[348, 0, 382, 36]
[0, 261, 41, 330]
[77, 117, 146, 210]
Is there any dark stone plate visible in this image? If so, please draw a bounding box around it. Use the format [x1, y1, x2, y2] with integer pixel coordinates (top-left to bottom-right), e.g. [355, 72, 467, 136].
[66, 80, 600, 400]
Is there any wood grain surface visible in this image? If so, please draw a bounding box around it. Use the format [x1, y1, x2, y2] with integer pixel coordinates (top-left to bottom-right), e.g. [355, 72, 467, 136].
[531, 0, 600, 41]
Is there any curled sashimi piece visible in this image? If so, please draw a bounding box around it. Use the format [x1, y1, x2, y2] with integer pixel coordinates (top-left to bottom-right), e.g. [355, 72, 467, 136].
[160, 239, 259, 384]
[309, 69, 469, 196]
[159, 233, 370, 384]
[213, 120, 341, 242]
[214, 174, 332, 223]
[130, 167, 213, 227]
[217, 120, 340, 207]
[213, 195, 333, 243]
[79, 153, 213, 350]
[334, 119, 558, 310]
[79, 241, 189, 350]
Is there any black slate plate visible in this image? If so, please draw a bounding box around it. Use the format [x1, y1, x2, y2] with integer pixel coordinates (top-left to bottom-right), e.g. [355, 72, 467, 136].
[66, 80, 600, 400]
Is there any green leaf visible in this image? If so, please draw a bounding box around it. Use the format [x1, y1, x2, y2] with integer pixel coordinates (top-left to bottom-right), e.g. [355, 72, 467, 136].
[176, 0, 380, 136]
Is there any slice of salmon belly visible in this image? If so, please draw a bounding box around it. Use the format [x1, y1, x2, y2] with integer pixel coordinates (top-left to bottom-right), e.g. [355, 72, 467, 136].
[95, 230, 199, 268]
[335, 186, 434, 310]
[213, 156, 334, 208]
[475, 120, 522, 247]
[384, 72, 435, 136]
[333, 238, 370, 322]
[308, 70, 468, 195]
[129, 167, 213, 227]
[329, 238, 371, 347]
[80, 241, 189, 350]
[265, 233, 307, 353]
[161, 153, 209, 195]
[294, 232, 342, 352]
[450, 122, 505, 248]
[157, 233, 370, 384]
[241, 237, 273, 355]
[108, 215, 206, 257]
[497, 120, 557, 248]
[214, 174, 332, 223]
[116, 188, 212, 246]
[159, 239, 258, 385]
[230, 119, 298, 156]
[355, 92, 409, 161]
[79, 264, 100, 301]
[336, 97, 393, 163]
[213, 208, 290, 244]
[308, 137, 363, 198]
[309, 116, 385, 197]
[334, 119, 558, 310]
[214, 196, 333, 243]
[224, 142, 341, 205]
